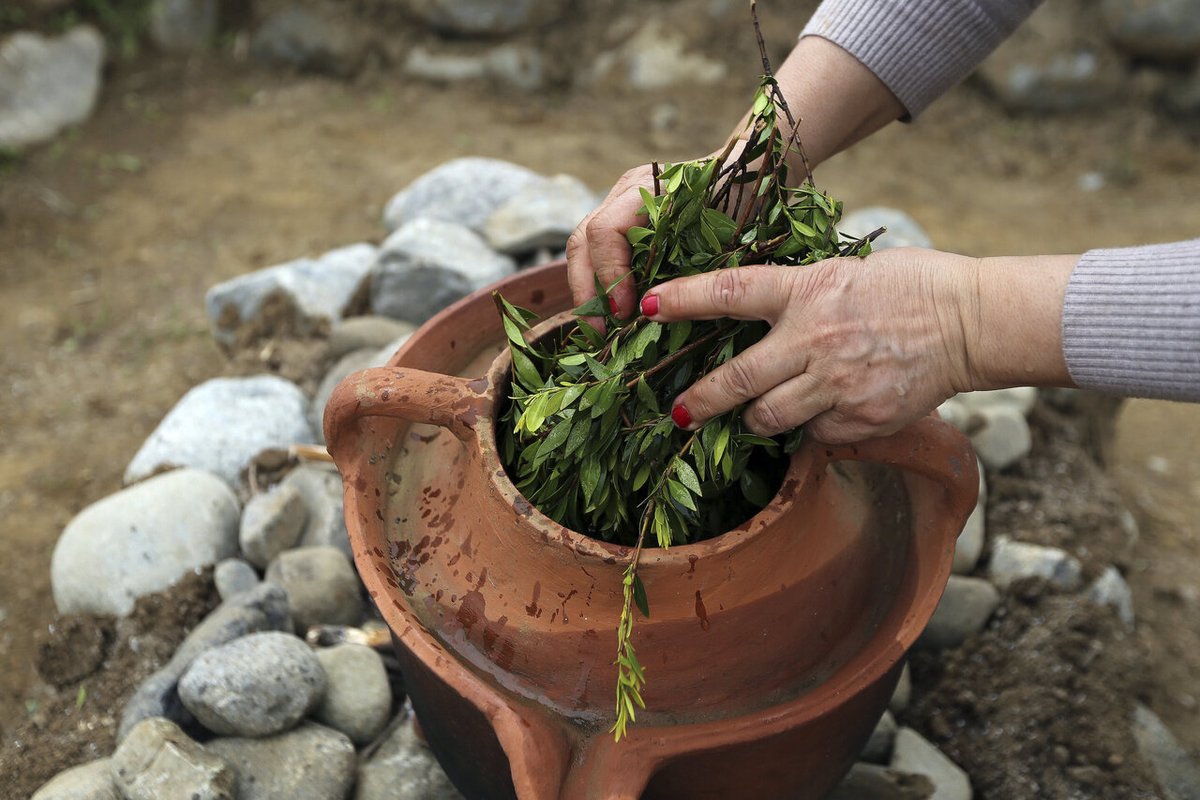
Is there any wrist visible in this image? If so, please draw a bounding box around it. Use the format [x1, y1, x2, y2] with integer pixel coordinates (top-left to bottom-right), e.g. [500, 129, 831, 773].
[961, 254, 1079, 391]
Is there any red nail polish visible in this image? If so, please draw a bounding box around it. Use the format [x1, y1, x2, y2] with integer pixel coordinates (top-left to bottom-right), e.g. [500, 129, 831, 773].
[640, 294, 660, 317]
[609, 297, 620, 315]
[671, 403, 693, 428]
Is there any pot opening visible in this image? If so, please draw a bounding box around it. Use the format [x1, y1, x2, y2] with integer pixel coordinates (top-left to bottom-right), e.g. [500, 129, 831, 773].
[491, 317, 790, 550]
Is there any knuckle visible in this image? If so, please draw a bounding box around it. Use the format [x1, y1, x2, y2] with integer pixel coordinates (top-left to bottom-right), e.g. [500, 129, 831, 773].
[709, 268, 751, 312]
[719, 357, 759, 400]
[748, 397, 786, 434]
[565, 229, 587, 258]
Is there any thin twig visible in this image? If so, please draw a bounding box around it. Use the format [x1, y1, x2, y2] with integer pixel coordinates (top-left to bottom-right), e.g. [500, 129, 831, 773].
[625, 330, 721, 389]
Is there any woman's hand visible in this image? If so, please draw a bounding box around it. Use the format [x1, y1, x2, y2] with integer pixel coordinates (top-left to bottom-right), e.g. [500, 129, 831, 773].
[639, 249, 979, 444]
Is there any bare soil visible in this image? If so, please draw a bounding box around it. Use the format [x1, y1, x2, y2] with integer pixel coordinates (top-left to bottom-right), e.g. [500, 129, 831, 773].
[1, 5, 1199, 795]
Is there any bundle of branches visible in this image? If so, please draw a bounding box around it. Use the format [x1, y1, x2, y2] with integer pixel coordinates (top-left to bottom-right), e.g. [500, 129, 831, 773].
[494, 24, 880, 741]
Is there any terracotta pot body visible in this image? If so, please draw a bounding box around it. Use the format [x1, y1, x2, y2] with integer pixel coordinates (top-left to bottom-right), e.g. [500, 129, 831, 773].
[325, 261, 979, 800]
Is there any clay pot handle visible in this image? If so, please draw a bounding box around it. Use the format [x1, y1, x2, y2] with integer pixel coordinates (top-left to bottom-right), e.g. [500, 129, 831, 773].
[323, 367, 488, 457]
[815, 415, 980, 525]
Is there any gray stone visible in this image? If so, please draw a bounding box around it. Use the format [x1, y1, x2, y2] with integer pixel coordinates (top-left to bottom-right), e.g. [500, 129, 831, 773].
[861, 711, 899, 764]
[179, 631, 326, 737]
[239, 484, 309, 568]
[382, 157, 542, 234]
[124, 375, 315, 487]
[112, 717, 235, 800]
[369, 218, 516, 324]
[149, 0, 217, 53]
[395, 0, 561, 35]
[0, 26, 104, 150]
[1102, 0, 1200, 62]
[206, 243, 377, 349]
[988, 536, 1083, 591]
[969, 406, 1032, 471]
[119, 583, 292, 740]
[250, 7, 368, 79]
[890, 728, 972, 800]
[280, 465, 351, 559]
[266, 546, 364, 633]
[918, 576, 1000, 650]
[207, 722, 356, 800]
[936, 397, 973, 434]
[839, 207, 933, 250]
[404, 44, 544, 92]
[829, 763, 935, 800]
[51, 469, 239, 616]
[613, 20, 727, 90]
[484, 175, 598, 255]
[313, 644, 392, 745]
[977, 0, 1124, 112]
[213, 558, 259, 601]
[329, 316, 417, 361]
[956, 387, 1038, 416]
[889, 663, 912, 714]
[31, 759, 119, 800]
[1132, 704, 1200, 800]
[1088, 566, 1136, 628]
[355, 715, 462, 800]
[953, 464, 987, 575]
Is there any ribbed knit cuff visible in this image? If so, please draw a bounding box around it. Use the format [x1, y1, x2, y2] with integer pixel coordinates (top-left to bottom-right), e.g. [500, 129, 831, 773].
[800, 0, 1042, 118]
[1063, 239, 1200, 401]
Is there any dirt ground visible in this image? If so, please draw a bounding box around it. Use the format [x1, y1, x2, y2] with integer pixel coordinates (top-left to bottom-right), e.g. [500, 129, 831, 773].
[1, 9, 1199, 793]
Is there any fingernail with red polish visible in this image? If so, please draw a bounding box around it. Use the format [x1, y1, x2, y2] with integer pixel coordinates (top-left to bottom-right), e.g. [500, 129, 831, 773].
[609, 297, 620, 316]
[671, 403, 693, 429]
[640, 294, 660, 317]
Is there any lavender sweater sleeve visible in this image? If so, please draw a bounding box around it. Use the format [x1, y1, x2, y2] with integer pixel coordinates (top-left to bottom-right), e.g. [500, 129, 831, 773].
[800, 0, 1200, 401]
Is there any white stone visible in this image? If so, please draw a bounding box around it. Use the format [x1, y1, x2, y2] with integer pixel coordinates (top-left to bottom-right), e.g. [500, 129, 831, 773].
[1088, 566, 1135, 628]
[280, 464, 351, 560]
[955, 387, 1038, 416]
[988, 536, 1083, 590]
[0, 27, 105, 150]
[329, 316, 416, 360]
[483, 174, 598, 254]
[207, 723, 356, 800]
[355, 714, 462, 800]
[112, 717, 235, 800]
[969, 406, 1032, 471]
[266, 546, 364, 633]
[394, 0, 561, 35]
[32, 759, 119, 800]
[368, 218, 516, 324]
[205, 243, 377, 348]
[404, 44, 544, 91]
[52, 469, 239, 616]
[382, 157, 542, 233]
[1102, 0, 1200, 62]
[313, 645, 393, 745]
[149, 0, 217, 53]
[619, 21, 727, 90]
[918, 576, 1000, 650]
[178, 632, 327, 737]
[311, 339, 409, 444]
[890, 727, 973, 800]
[124, 375, 315, 487]
[953, 464, 987, 575]
[1132, 703, 1200, 800]
[828, 763, 935, 800]
[861, 711, 898, 764]
[889, 663, 912, 714]
[213, 558, 259, 600]
[239, 483, 309, 568]
[839, 207, 933, 250]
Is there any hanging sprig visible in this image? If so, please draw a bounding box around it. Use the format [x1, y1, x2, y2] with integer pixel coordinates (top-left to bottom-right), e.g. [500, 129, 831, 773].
[494, 8, 884, 742]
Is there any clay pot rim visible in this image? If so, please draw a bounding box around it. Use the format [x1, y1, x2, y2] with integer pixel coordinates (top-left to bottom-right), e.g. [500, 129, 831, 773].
[456, 309, 799, 567]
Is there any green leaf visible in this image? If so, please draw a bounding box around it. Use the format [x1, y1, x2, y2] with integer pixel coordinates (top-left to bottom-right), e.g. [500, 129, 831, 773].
[511, 349, 542, 392]
[675, 459, 702, 496]
[580, 456, 601, 504]
[635, 376, 658, 413]
[573, 296, 606, 318]
[626, 226, 654, 245]
[666, 320, 692, 353]
[667, 479, 697, 512]
[740, 469, 774, 507]
[502, 313, 527, 349]
[712, 424, 730, 467]
[632, 574, 650, 618]
[564, 416, 591, 457]
[631, 463, 652, 490]
[541, 417, 573, 453]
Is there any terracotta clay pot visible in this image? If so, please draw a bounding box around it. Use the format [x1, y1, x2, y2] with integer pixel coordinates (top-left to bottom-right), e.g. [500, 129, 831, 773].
[324, 261, 979, 800]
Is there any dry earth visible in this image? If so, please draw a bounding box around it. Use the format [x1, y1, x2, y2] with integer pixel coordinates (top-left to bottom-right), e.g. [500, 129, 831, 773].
[1, 20, 1198, 783]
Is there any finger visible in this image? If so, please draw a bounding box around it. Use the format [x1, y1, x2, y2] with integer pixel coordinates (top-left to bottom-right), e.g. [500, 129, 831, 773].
[585, 186, 649, 318]
[640, 266, 793, 324]
[671, 336, 807, 429]
[741, 373, 835, 438]
[565, 215, 598, 309]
